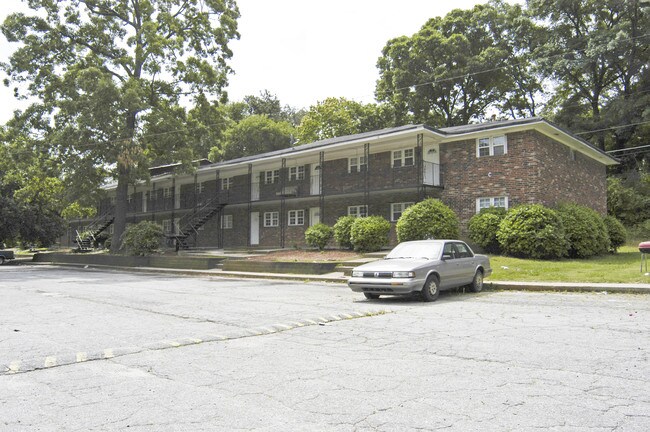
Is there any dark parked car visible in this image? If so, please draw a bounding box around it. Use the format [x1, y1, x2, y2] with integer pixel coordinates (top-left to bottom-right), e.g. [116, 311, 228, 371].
[0, 249, 15, 265]
[347, 240, 492, 302]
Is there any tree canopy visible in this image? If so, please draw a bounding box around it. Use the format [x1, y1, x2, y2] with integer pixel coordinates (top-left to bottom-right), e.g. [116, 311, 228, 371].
[529, 0, 649, 153]
[295, 97, 395, 143]
[209, 114, 294, 161]
[2, 0, 240, 250]
[376, 0, 542, 126]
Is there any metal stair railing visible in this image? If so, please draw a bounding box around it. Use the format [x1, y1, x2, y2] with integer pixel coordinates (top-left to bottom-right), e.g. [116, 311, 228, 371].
[170, 197, 225, 249]
[75, 210, 115, 251]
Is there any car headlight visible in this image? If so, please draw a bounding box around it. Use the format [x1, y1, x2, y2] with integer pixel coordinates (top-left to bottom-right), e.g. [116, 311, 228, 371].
[392, 271, 415, 278]
[351, 271, 364, 277]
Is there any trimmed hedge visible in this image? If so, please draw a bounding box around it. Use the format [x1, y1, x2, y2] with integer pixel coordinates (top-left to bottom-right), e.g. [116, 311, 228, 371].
[396, 198, 459, 242]
[333, 215, 356, 250]
[556, 203, 609, 258]
[121, 221, 164, 256]
[305, 223, 333, 251]
[496, 204, 568, 259]
[603, 215, 626, 253]
[350, 216, 391, 252]
[468, 207, 507, 253]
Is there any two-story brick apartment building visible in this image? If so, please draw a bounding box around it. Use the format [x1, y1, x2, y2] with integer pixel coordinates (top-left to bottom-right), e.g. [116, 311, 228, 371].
[64, 117, 618, 249]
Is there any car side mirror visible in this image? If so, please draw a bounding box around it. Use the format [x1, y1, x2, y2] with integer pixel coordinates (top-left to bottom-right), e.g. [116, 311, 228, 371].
[441, 253, 452, 260]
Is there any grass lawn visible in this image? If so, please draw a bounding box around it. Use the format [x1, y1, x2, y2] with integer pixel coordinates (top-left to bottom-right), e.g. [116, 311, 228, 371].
[488, 246, 650, 284]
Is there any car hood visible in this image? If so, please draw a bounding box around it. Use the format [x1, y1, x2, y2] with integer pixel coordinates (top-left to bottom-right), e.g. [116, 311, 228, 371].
[353, 258, 433, 272]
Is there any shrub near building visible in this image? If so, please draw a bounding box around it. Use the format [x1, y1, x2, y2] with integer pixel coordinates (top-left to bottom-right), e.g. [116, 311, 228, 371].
[333, 215, 356, 250]
[350, 216, 391, 252]
[496, 204, 568, 259]
[304, 223, 333, 251]
[121, 221, 164, 256]
[603, 215, 626, 253]
[556, 203, 610, 258]
[468, 207, 507, 254]
[396, 198, 459, 242]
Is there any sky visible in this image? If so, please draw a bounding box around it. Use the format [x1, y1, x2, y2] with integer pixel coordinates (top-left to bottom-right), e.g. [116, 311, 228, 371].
[0, 0, 504, 124]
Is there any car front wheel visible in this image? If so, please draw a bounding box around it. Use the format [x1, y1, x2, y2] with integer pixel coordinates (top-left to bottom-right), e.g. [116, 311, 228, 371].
[421, 275, 440, 302]
[0, 256, 5, 265]
[364, 293, 380, 300]
[470, 270, 483, 293]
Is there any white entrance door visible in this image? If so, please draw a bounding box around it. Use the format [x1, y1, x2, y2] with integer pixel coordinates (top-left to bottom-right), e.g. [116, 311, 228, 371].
[310, 165, 321, 195]
[423, 143, 440, 186]
[250, 212, 260, 246]
[251, 175, 260, 201]
[309, 207, 320, 226]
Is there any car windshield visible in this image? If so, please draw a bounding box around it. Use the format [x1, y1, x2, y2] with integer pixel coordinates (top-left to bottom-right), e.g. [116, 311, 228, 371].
[385, 243, 442, 260]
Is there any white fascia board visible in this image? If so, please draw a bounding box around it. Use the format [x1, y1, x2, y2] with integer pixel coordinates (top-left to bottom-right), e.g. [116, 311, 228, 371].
[439, 120, 618, 166]
[534, 122, 619, 166]
[196, 126, 443, 174]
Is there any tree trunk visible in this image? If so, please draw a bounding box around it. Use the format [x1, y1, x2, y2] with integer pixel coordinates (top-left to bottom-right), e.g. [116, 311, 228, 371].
[110, 111, 138, 253]
[110, 165, 130, 253]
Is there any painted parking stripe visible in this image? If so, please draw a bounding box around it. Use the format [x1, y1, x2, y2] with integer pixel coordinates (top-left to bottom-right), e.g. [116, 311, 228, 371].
[165, 340, 181, 347]
[1, 309, 394, 376]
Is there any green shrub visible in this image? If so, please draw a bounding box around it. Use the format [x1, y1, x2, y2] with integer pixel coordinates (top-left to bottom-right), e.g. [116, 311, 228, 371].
[396, 198, 459, 242]
[120, 221, 164, 256]
[350, 216, 391, 252]
[603, 215, 626, 253]
[333, 215, 356, 249]
[305, 223, 333, 251]
[496, 204, 568, 259]
[468, 207, 507, 254]
[556, 203, 609, 258]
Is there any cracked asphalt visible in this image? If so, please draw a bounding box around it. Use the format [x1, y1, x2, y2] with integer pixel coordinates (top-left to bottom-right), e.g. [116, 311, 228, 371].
[1, 265, 649, 431]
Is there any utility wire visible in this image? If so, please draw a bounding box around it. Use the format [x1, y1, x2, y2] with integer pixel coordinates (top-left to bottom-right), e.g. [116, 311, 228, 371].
[10, 33, 650, 150]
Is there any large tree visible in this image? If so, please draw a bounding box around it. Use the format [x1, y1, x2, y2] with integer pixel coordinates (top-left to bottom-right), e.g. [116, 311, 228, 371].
[529, 0, 649, 152]
[295, 97, 395, 143]
[376, 0, 542, 126]
[208, 114, 294, 161]
[2, 0, 240, 251]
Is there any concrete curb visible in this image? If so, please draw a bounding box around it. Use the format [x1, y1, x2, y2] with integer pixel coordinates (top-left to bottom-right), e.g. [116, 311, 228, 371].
[24, 261, 650, 294]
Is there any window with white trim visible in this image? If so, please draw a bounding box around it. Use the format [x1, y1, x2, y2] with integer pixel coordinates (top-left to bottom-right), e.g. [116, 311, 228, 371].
[264, 169, 280, 184]
[288, 210, 305, 226]
[347, 205, 368, 218]
[477, 135, 507, 157]
[392, 149, 414, 167]
[391, 202, 414, 222]
[195, 182, 205, 194]
[163, 187, 172, 198]
[162, 219, 172, 234]
[264, 211, 279, 227]
[476, 196, 508, 213]
[221, 214, 233, 229]
[348, 156, 367, 173]
[221, 177, 232, 190]
[289, 166, 305, 181]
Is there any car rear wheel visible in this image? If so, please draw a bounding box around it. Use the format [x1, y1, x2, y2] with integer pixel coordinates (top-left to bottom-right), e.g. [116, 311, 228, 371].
[364, 293, 380, 300]
[421, 275, 440, 302]
[0, 256, 5, 265]
[470, 270, 483, 293]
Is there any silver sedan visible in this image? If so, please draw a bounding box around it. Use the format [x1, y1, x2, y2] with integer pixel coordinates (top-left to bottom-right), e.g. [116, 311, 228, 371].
[347, 240, 492, 302]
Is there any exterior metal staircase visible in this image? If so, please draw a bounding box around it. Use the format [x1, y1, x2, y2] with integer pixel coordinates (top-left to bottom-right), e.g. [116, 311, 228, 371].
[169, 197, 225, 249]
[75, 211, 115, 251]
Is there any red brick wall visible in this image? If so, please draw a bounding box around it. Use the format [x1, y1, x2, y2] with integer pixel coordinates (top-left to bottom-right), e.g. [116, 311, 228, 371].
[440, 130, 607, 233]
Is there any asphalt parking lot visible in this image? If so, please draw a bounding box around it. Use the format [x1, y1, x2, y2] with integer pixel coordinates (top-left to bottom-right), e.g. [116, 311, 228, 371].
[1, 265, 649, 431]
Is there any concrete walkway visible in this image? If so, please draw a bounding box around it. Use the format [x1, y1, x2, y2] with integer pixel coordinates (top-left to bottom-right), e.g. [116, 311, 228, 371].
[26, 261, 650, 295]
